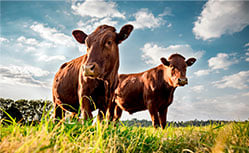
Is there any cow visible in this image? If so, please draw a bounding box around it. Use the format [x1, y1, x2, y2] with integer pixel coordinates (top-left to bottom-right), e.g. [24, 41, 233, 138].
[52, 24, 133, 122]
[110, 54, 196, 128]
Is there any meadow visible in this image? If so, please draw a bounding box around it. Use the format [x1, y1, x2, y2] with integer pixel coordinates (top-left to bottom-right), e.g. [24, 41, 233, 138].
[0, 115, 248, 153]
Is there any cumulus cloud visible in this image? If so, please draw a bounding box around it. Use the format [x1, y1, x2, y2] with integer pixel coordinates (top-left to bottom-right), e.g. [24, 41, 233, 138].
[30, 22, 75, 47]
[195, 53, 238, 77]
[0, 64, 50, 88]
[77, 17, 118, 34]
[190, 85, 204, 93]
[213, 70, 249, 90]
[141, 43, 204, 65]
[36, 52, 66, 62]
[169, 92, 249, 121]
[193, 1, 249, 40]
[245, 42, 249, 62]
[71, 0, 125, 19]
[72, 0, 125, 34]
[194, 69, 211, 77]
[0, 37, 9, 43]
[17, 36, 39, 46]
[129, 8, 165, 30]
[13, 35, 66, 62]
[208, 53, 237, 70]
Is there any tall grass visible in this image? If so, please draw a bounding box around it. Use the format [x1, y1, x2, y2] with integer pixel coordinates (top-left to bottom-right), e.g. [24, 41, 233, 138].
[0, 116, 248, 153]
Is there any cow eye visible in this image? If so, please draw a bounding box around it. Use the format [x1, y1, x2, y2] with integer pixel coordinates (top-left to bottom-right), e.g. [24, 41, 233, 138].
[106, 40, 112, 46]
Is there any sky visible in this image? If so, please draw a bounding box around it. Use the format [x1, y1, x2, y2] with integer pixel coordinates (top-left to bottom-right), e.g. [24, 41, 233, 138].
[1, 0, 249, 121]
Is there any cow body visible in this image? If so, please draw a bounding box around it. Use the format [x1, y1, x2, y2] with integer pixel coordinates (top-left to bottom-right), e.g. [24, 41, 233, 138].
[112, 54, 196, 128]
[52, 24, 133, 121]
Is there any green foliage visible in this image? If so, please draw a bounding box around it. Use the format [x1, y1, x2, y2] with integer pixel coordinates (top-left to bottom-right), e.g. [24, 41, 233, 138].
[0, 98, 248, 152]
[122, 118, 234, 127]
[0, 116, 248, 153]
[0, 98, 53, 123]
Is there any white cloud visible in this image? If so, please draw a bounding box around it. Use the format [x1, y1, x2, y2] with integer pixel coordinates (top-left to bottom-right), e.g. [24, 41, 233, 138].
[71, 0, 125, 19]
[141, 43, 204, 65]
[13, 35, 65, 62]
[36, 52, 66, 62]
[244, 42, 249, 47]
[195, 53, 238, 77]
[193, 1, 249, 40]
[0, 37, 9, 43]
[16, 36, 55, 50]
[77, 17, 118, 34]
[194, 69, 211, 77]
[17, 36, 39, 46]
[129, 8, 165, 30]
[0, 64, 50, 88]
[245, 43, 249, 60]
[213, 70, 249, 90]
[208, 53, 237, 70]
[158, 7, 172, 17]
[167, 23, 172, 28]
[30, 22, 75, 47]
[242, 92, 249, 97]
[191, 85, 204, 93]
[169, 92, 249, 121]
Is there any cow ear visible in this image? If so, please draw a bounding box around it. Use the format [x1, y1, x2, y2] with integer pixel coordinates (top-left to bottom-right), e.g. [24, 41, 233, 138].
[117, 24, 133, 44]
[160, 57, 170, 66]
[72, 30, 87, 44]
[186, 58, 196, 66]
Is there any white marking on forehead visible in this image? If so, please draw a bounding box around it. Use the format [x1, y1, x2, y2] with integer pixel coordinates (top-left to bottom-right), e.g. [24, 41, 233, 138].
[130, 77, 136, 83]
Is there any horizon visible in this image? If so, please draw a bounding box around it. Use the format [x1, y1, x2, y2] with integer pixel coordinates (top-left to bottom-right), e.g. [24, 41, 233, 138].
[1, 0, 249, 122]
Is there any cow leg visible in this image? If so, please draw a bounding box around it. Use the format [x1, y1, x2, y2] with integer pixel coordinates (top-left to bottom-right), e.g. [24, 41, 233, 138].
[148, 105, 160, 128]
[113, 104, 123, 122]
[107, 98, 117, 121]
[80, 96, 93, 122]
[159, 107, 168, 129]
[54, 103, 65, 121]
[97, 107, 106, 121]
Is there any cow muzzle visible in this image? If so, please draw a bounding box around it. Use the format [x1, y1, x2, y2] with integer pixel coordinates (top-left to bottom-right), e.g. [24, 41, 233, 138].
[177, 78, 188, 86]
[83, 63, 99, 77]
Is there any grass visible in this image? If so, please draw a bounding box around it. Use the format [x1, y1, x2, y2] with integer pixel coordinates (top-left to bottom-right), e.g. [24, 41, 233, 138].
[0, 116, 248, 153]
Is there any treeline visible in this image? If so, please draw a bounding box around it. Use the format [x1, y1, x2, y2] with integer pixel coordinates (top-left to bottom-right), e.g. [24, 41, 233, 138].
[120, 118, 248, 127]
[0, 98, 53, 123]
[1, 98, 247, 127]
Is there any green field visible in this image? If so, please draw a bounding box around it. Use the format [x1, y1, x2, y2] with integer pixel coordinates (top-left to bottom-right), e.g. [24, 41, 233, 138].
[0, 116, 248, 153]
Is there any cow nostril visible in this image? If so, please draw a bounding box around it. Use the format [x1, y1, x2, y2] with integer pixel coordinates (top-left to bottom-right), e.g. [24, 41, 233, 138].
[90, 64, 95, 71]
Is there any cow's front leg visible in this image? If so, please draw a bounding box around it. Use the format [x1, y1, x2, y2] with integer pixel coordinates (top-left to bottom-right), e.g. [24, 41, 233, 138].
[53, 96, 65, 122]
[148, 102, 160, 128]
[113, 103, 123, 122]
[159, 107, 168, 129]
[97, 107, 106, 121]
[79, 95, 93, 123]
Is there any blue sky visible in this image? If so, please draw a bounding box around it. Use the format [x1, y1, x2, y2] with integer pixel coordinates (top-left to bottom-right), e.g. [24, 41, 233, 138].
[1, 0, 249, 121]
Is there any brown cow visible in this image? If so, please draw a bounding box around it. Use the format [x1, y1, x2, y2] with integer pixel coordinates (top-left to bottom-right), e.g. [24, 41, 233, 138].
[111, 54, 196, 128]
[52, 24, 133, 122]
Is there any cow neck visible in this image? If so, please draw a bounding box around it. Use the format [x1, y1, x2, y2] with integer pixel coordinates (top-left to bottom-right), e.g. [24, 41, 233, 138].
[104, 60, 119, 91]
[159, 64, 176, 90]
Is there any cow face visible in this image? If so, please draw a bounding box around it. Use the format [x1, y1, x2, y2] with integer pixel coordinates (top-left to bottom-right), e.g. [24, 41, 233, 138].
[73, 24, 133, 79]
[161, 54, 196, 87]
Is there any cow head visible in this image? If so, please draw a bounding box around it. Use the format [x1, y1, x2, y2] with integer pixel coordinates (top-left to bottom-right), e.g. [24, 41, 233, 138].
[73, 24, 133, 80]
[160, 54, 196, 87]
